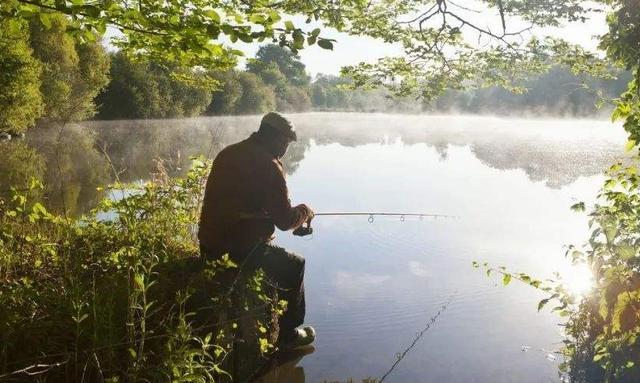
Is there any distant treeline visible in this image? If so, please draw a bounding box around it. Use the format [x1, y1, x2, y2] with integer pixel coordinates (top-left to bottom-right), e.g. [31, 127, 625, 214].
[430, 66, 632, 117]
[96, 45, 423, 120]
[98, 46, 629, 120]
[0, 14, 631, 134]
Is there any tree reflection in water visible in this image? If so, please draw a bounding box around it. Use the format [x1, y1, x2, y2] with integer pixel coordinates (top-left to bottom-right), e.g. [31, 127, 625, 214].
[0, 113, 625, 217]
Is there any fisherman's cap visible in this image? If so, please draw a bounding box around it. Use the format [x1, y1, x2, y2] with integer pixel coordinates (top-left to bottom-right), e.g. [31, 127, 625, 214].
[261, 112, 297, 141]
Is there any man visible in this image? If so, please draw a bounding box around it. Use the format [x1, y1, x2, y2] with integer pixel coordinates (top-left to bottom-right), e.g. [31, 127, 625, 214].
[198, 111, 316, 349]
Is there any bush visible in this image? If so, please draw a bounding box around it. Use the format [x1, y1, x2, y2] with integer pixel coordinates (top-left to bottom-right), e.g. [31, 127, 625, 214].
[0, 158, 281, 381]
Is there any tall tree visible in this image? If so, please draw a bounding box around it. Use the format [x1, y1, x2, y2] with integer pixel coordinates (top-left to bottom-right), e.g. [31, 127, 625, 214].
[96, 53, 212, 120]
[206, 71, 243, 115]
[29, 14, 110, 122]
[234, 72, 276, 114]
[0, 19, 43, 134]
[247, 44, 310, 86]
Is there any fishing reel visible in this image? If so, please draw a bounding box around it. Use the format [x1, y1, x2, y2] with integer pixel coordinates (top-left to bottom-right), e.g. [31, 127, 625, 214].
[293, 219, 313, 237]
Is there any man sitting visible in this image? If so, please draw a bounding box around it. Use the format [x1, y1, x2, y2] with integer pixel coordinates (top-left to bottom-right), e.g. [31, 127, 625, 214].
[198, 112, 315, 349]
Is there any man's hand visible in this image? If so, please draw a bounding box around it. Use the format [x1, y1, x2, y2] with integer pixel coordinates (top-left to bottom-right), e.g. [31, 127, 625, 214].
[293, 204, 314, 236]
[300, 204, 315, 221]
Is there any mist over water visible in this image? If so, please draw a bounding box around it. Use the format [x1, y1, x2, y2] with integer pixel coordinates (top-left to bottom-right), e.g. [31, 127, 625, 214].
[0, 113, 628, 382]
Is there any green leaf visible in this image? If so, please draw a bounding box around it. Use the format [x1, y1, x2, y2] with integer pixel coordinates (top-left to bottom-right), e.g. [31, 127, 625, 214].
[570, 202, 585, 212]
[317, 39, 334, 50]
[502, 273, 512, 286]
[32, 202, 47, 215]
[292, 30, 304, 48]
[249, 14, 266, 24]
[625, 139, 637, 152]
[39, 13, 52, 29]
[83, 5, 100, 18]
[617, 244, 636, 259]
[205, 10, 220, 23]
[537, 293, 559, 311]
[268, 10, 281, 23]
[284, 20, 295, 30]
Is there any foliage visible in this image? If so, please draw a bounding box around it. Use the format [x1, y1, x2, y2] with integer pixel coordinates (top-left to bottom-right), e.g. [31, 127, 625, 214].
[247, 45, 310, 87]
[0, 159, 281, 381]
[276, 86, 312, 113]
[206, 71, 244, 115]
[1, 0, 338, 75]
[234, 72, 277, 115]
[0, 141, 45, 202]
[429, 66, 632, 116]
[4, 0, 620, 103]
[0, 18, 43, 134]
[29, 13, 110, 122]
[474, 156, 640, 382]
[96, 53, 213, 120]
[339, 1, 616, 100]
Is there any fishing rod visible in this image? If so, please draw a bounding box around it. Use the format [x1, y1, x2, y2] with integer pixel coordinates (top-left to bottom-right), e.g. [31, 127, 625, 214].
[293, 211, 459, 236]
[314, 212, 458, 220]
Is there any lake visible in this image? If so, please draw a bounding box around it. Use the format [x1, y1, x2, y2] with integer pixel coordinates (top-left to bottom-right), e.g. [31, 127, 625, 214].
[0, 113, 628, 382]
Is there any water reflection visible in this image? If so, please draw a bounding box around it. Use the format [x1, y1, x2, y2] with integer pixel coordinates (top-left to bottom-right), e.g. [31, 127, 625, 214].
[254, 347, 315, 383]
[0, 113, 625, 217]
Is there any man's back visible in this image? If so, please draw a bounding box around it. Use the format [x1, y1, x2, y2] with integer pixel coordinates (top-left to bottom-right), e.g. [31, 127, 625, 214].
[198, 133, 308, 257]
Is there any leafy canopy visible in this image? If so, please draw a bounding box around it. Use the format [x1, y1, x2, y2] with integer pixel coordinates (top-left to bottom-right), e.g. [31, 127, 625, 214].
[2, 0, 340, 72]
[2, 0, 624, 100]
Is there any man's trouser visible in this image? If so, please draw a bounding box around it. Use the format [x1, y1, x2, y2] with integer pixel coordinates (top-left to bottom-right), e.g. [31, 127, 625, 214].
[200, 242, 306, 333]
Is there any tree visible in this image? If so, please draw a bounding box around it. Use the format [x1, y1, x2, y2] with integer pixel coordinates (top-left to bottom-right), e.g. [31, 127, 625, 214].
[96, 53, 212, 119]
[247, 44, 310, 86]
[96, 53, 161, 119]
[206, 71, 243, 115]
[0, 19, 43, 134]
[234, 72, 276, 115]
[29, 14, 110, 122]
[276, 86, 312, 112]
[254, 61, 288, 89]
[311, 83, 327, 109]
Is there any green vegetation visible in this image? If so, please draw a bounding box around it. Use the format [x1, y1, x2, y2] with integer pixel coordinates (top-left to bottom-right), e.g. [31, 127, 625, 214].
[29, 14, 110, 122]
[0, 13, 109, 134]
[0, 19, 43, 134]
[96, 53, 212, 120]
[0, 159, 281, 381]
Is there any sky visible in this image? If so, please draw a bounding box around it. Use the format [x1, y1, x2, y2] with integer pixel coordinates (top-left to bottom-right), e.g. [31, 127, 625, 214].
[104, 3, 610, 77]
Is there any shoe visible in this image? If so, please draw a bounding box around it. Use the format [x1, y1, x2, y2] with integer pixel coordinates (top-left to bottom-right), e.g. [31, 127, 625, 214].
[277, 326, 316, 350]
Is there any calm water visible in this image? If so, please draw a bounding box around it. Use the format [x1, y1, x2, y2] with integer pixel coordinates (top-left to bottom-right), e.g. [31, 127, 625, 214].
[0, 113, 628, 382]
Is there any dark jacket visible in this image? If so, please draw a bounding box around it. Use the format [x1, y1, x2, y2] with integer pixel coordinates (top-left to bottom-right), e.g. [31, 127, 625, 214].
[198, 133, 311, 258]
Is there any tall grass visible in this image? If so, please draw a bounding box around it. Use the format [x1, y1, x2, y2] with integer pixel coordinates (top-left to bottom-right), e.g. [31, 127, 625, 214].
[0, 158, 280, 382]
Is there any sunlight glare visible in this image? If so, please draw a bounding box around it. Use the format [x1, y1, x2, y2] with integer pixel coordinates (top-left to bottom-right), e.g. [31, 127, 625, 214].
[562, 262, 595, 297]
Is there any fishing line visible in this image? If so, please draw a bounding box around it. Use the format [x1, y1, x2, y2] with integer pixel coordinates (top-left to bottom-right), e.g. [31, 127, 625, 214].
[293, 212, 459, 237]
[314, 212, 459, 221]
[378, 293, 456, 383]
